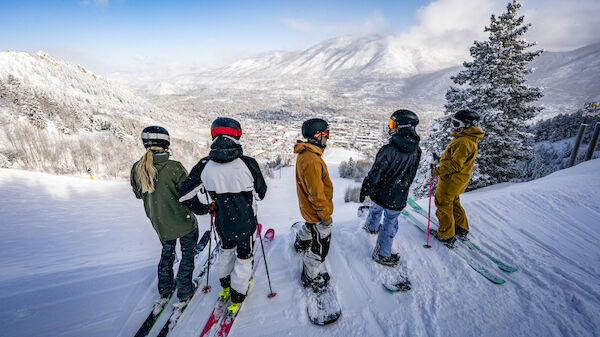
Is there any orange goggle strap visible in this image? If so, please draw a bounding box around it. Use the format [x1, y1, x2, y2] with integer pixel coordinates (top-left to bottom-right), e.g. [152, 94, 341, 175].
[211, 126, 242, 138]
[314, 130, 329, 138]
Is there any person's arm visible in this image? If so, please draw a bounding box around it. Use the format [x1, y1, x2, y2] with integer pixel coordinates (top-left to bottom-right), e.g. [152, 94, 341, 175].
[130, 163, 143, 199]
[433, 141, 470, 177]
[178, 159, 209, 215]
[303, 160, 332, 222]
[360, 147, 390, 199]
[242, 156, 267, 200]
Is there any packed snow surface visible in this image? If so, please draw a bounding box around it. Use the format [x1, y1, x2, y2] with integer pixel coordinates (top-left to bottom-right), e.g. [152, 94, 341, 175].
[1, 159, 599, 337]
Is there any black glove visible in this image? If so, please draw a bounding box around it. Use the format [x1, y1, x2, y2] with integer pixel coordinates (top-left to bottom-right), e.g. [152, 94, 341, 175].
[208, 202, 218, 215]
[432, 153, 440, 162]
[359, 191, 366, 203]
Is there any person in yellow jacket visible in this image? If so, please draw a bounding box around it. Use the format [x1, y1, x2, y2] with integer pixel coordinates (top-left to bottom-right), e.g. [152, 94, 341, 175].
[293, 118, 334, 291]
[431, 109, 485, 246]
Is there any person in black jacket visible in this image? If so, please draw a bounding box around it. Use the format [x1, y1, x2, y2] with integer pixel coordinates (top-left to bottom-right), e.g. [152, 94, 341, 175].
[178, 117, 267, 316]
[360, 109, 422, 266]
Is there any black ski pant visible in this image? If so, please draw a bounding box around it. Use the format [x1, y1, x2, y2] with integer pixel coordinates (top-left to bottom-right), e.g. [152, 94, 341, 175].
[158, 226, 198, 300]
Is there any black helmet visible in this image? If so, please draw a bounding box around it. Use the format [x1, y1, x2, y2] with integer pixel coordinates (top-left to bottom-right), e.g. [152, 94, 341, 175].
[389, 109, 419, 135]
[302, 118, 329, 148]
[452, 109, 480, 129]
[141, 126, 170, 149]
[211, 117, 242, 140]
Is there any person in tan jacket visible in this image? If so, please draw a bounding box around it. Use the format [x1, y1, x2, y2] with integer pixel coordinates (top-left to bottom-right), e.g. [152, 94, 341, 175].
[431, 109, 485, 246]
[293, 118, 334, 291]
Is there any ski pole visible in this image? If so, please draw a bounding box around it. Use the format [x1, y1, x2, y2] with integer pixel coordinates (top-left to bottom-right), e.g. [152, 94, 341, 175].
[257, 224, 276, 298]
[424, 165, 435, 249]
[203, 210, 215, 293]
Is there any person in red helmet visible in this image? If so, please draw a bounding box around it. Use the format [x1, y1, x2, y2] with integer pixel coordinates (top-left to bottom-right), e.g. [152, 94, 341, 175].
[178, 117, 267, 316]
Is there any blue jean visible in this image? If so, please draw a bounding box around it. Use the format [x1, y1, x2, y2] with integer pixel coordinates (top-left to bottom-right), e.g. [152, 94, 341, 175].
[158, 226, 198, 300]
[366, 203, 402, 257]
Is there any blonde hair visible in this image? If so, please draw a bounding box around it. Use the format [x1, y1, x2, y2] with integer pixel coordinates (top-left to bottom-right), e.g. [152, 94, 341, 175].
[136, 146, 164, 193]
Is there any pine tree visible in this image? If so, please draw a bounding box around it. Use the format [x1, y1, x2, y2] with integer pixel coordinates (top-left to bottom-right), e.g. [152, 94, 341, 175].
[414, 0, 543, 197]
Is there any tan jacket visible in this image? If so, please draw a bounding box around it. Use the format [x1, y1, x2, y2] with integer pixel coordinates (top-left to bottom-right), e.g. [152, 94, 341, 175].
[433, 126, 485, 195]
[294, 142, 334, 223]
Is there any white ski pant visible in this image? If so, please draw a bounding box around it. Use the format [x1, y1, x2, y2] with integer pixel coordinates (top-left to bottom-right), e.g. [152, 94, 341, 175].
[218, 247, 253, 297]
[298, 221, 332, 279]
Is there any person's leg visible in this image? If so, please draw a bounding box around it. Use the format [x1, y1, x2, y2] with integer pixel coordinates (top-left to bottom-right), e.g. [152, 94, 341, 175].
[176, 227, 199, 300]
[376, 208, 401, 257]
[302, 221, 332, 280]
[453, 196, 469, 236]
[158, 238, 176, 296]
[435, 185, 456, 239]
[218, 237, 237, 292]
[366, 203, 384, 232]
[294, 221, 312, 251]
[230, 233, 254, 304]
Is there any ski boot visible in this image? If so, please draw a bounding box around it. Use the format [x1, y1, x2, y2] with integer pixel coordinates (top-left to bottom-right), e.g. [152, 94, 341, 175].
[429, 229, 456, 248]
[218, 287, 230, 302]
[455, 227, 469, 241]
[371, 243, 400, 266]
[227, 302, 241, 316]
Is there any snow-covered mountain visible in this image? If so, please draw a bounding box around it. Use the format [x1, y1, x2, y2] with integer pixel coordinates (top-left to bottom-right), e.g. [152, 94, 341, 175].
[148, 36, 599, 119]
[0, 51, 207, 177]
[1, 157, 598, 337]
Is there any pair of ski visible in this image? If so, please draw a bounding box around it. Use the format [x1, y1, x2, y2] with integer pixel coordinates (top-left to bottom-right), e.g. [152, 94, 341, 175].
[199, 227, 275, 337]
[357, 207, 412, 293]
[291, 222, 342, 325]
[402, 198, 518, 284]
[134, 230, 219, 337]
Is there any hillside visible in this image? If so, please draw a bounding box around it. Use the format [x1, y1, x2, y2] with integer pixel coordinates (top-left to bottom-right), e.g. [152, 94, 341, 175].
[1, 157, 598, 337]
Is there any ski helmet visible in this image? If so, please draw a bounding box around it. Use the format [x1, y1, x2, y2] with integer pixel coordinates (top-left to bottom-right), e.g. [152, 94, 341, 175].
[452, 109, 480, 129]
[210, 117, 242, 140]
[389, 109, 419, 135]
[141, 126, 170, 149]
[302, 118, 329, 147]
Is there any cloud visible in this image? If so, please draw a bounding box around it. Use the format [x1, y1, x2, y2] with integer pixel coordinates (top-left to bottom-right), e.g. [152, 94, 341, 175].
[282, 11, 388, 36]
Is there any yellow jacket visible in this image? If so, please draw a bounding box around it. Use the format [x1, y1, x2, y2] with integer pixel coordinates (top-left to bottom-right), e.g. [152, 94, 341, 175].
[294, 142, 334, 223]
[433, 126, 485, 195]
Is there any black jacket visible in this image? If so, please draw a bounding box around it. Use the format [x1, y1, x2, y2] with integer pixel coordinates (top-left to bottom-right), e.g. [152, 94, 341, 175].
[361, 129, 421, 210]
[179, 136, 267, 241]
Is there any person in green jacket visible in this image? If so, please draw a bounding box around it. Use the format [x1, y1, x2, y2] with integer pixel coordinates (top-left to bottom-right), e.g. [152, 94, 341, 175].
[131, 126, 205, 303]
[431, 109, 485, 246]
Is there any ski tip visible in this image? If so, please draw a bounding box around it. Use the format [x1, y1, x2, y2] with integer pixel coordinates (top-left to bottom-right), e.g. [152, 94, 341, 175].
[265, 228, 275, 240]
[257, 223, 263, 236]
[309, 311, 341, 325]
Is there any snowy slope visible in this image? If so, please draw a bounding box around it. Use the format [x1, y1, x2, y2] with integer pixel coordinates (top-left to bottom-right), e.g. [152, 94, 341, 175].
[1, 159, 599, 337]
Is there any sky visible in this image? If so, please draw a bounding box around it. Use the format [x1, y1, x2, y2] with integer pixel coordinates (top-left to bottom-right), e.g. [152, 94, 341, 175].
[1, 0, 599, 82]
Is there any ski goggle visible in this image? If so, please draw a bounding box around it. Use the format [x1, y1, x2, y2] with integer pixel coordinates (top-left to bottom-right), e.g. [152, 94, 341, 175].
[211, 126, 242, 139]
[451, 118, 466, 129]
[388, 118, 413, 130]
[314, 130, 330, 139]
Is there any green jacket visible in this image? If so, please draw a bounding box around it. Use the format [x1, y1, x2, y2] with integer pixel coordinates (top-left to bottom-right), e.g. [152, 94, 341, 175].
[433, 126, 485, 195]
[131, 153, 197, 241]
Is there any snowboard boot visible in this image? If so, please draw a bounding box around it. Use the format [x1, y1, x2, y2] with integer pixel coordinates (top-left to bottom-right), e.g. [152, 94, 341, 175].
[301, 265, 330, 292]
[455, 227, 469, 241]
[429, 229, 456, 248]
[294, 234, 310, 253]
[373, 253, 400, 267]
[362, 220, 379, 234]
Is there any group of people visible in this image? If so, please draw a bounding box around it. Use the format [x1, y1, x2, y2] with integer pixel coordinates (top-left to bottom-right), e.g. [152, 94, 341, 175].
[130, 108, 484, 315]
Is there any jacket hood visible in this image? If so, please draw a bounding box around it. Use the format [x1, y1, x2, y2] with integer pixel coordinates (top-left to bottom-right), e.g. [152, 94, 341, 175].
[209, 135, 243, 163]
[390, 129, 420, 153]
[452, 126, 485, 142]
[294, 141, 324, 156]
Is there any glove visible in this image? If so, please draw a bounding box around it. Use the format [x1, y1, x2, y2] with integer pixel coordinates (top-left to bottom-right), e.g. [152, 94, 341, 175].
[320, 218, 333, 227]
[208, 202, 218, 215]
[359, 191, 366, 203]
[429, 152, 439, 170]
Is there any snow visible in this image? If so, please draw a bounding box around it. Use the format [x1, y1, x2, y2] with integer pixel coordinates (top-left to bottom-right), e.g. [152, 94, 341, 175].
[1, 158, 599, 337]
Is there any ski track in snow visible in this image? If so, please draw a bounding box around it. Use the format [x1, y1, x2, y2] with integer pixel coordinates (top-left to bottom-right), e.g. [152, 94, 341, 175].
[1, 159, 599, 337]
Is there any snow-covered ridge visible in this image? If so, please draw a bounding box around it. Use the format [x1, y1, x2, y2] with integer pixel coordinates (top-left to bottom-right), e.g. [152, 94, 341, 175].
[0, 51, 153, 116]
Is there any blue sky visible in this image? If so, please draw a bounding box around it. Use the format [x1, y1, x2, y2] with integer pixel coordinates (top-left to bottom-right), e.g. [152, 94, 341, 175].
[1, 0, 598, 78]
